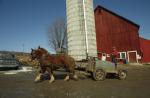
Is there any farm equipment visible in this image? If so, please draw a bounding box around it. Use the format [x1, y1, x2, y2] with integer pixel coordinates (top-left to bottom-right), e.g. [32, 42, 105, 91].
[76, 57, 127, 81]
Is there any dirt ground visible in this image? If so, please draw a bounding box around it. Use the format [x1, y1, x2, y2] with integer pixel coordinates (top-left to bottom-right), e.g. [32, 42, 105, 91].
[0, 65, 150, 98]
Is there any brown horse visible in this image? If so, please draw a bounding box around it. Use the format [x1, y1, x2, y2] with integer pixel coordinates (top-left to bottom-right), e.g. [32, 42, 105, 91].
[30, 47, 78, 83]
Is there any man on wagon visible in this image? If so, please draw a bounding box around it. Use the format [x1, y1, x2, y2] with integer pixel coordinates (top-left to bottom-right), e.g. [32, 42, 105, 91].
[111, 47, 119, 69]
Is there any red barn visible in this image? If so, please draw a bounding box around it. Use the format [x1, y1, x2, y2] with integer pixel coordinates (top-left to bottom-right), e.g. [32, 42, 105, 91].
[140, 37, 150, 63]
[94, 5, 142, 63]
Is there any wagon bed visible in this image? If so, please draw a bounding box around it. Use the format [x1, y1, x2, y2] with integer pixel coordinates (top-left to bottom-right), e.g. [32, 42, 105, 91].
[75, 57, 127, 81]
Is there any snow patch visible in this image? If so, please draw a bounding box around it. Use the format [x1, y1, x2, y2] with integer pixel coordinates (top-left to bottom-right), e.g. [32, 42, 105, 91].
[3, 67, 33, 75]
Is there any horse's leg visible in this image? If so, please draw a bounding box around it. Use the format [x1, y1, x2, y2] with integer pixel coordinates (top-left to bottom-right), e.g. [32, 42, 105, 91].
[72, 70, 78, 80]
[46, 67, 55, 83]
[34, 67, 46, 82]
[64, 71, 78, 81]
[49, 74, 55, 83]
[64, 73, 70, 81]
[69, 62, 78, 80]
[34, 73, 42, 82]
[63, 65, 70, 81]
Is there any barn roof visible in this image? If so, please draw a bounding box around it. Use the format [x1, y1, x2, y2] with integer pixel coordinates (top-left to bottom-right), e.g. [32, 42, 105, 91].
[94, 5, 140, 28]
[140, 37, 150, 41]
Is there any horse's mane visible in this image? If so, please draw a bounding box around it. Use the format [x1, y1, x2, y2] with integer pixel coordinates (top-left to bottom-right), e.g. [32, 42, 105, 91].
[39, 47, 47, 52]
[38, 47, 51, 55]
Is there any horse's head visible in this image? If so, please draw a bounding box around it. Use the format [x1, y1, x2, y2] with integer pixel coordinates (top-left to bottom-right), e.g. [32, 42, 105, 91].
[30, 48, 42, 60]
[30, 47, 49, 60]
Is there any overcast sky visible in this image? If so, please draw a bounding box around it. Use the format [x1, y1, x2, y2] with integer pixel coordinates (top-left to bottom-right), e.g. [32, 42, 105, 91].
[0, 0, 150, 52]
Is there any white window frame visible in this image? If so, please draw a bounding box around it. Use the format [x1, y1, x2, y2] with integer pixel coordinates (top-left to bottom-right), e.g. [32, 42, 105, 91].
[119, 52, 127, 59]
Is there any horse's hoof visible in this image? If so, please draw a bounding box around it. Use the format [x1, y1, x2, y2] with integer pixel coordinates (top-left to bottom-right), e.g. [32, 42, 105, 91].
[34, 78, 41, 82]
[64, 78, 70, 81]
[73, 75, 78, 81]
[64, 76, 70, 81]
[64, 79, 70, 81]
[34, 79, 42, 83]
[74, 78, 79, 81]
[49, 80, 54, 84]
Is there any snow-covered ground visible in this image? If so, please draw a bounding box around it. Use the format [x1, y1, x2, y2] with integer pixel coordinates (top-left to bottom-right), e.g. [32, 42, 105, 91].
[0, 66, 34, 75]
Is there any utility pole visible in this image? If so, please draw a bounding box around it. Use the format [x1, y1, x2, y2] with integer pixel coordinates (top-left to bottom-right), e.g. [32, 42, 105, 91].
[22, 43, 25, 53]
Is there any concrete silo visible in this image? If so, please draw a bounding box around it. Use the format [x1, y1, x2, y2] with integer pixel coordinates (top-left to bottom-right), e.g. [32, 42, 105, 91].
[66, 0, 97, 61]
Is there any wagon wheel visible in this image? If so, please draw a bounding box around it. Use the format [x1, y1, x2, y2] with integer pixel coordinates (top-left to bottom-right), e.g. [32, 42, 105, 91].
[93, 69, 106, 81]
[118, 70, 127, 80]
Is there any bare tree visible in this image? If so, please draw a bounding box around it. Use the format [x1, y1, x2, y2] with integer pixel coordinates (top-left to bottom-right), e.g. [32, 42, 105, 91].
[47, 19, 67, 53]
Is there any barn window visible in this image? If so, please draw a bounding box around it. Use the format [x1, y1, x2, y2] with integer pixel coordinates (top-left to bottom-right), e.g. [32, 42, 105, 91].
[119, 52, 126, 59]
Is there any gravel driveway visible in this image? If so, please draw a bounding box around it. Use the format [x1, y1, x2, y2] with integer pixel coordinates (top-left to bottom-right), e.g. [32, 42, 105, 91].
[0, 65, 150, 98]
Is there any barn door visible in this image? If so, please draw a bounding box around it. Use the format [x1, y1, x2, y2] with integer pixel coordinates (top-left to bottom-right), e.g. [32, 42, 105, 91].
[127, 51, 138, 63]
